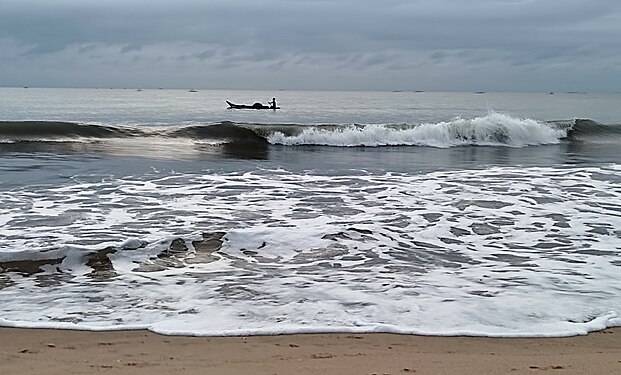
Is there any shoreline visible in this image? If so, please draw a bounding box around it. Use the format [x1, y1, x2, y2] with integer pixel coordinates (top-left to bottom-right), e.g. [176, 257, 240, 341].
[1, 327, 620, 374]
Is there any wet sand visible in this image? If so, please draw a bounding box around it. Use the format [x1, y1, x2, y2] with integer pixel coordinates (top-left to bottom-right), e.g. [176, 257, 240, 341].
[1, 327, 620, 374]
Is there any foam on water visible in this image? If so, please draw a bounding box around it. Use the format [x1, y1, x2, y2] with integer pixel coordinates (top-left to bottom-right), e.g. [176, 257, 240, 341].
[1, 165, 621, 337]
[267, 113, 566, 147]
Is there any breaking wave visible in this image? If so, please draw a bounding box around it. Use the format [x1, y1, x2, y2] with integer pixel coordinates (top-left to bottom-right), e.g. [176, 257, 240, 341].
[266, 113, 564, 147]
[1, 114, 619, 149]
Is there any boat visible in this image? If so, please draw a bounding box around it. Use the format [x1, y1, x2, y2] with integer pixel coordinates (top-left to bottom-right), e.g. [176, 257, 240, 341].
[226, 100, 279, 110]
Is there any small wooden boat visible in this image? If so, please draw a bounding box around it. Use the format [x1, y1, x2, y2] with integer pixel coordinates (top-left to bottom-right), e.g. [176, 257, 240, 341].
[226, 101, 279, 110]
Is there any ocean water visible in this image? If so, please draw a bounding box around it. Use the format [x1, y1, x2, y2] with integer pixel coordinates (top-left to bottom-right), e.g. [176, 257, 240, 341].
[1, 88, 620, 337]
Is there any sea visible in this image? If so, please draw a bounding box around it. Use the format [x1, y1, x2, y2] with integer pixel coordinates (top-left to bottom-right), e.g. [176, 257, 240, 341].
[1, 88, 620, 337]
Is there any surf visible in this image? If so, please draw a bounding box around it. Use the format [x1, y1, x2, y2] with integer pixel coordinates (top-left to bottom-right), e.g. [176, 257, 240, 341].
[264, 113, 566, 148]
[2, 114, 620, 150]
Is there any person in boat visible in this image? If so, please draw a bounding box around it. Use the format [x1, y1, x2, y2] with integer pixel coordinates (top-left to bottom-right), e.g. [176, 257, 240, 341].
[268, 98, 277, 109]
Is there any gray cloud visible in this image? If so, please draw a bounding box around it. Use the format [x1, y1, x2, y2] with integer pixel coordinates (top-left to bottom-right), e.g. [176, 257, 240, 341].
[1, 0, 620, 91]
[120, 44, 143, 54]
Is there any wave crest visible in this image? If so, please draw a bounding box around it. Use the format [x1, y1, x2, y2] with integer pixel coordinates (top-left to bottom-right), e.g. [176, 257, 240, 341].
[267, 113, 566, 148]
[2, 114, 618, 149]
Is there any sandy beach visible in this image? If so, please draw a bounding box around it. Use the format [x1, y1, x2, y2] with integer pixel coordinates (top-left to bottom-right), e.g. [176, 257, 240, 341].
[0, 327, 619, 374]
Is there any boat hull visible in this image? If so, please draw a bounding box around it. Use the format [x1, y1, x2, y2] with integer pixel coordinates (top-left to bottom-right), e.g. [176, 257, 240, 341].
[226, 101, 279, 110]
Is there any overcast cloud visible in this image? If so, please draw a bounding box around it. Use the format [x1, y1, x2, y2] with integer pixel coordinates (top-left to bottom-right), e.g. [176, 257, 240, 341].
[1, 0, 620, 91]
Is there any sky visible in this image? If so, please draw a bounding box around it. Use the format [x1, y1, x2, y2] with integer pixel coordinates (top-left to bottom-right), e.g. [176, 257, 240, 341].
[1, 0, 620, 92]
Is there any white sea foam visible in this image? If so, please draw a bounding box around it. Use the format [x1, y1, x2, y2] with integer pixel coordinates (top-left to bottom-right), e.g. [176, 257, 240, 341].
[1, 165, 621, 337]
[267, 113, 566, 147]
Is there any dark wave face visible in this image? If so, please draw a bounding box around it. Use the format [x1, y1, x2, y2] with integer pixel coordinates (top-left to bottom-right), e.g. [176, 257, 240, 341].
[565, 119, 621, 139]
[0, 121, 142, 139]
[167, 121, 268, 145]
[0, 121, 270, 160]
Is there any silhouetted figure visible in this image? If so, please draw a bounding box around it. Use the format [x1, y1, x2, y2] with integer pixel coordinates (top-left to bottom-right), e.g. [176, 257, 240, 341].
[269, 98, 277, 109]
